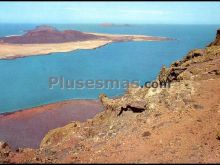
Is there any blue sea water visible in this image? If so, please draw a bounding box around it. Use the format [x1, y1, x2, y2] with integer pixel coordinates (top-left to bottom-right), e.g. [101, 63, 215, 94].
[0, 24, 219, 113]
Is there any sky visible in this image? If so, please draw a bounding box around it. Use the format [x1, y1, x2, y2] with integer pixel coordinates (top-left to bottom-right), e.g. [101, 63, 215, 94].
[1, 2, 220, 24]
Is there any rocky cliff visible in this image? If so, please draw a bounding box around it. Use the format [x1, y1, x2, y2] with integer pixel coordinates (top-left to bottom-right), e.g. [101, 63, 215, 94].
[1, 29, 220, 163]
[209, 29, 220, 46]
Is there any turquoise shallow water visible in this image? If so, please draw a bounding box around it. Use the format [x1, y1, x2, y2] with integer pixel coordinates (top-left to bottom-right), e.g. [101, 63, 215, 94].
[0, 24, 219, 113]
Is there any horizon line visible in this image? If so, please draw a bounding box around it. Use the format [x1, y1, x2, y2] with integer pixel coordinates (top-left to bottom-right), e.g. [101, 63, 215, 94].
[1, 22, 220, 26]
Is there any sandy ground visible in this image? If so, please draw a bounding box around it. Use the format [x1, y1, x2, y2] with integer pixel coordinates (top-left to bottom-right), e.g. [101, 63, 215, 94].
[0, 40, 112, 59]
[0, 100, 103, 149]
[87, 32, 168, 41]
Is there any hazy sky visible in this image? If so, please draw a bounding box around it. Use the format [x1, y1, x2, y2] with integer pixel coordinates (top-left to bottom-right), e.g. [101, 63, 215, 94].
[1, 2, 220, 24]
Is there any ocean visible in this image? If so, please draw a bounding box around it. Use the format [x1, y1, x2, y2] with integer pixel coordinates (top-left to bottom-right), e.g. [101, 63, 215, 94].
[0, 24, 219, 113]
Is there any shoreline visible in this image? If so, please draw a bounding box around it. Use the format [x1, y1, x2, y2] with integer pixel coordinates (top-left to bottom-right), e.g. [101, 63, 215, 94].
[0, 32, 170, 60]
[0, 98, 100, 116]
[0, 40, 112, 60]
[0, 99, 103, 149]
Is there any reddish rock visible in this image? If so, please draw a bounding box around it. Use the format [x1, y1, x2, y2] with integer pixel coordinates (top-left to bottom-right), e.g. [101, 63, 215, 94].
[0, 25, 99, 44]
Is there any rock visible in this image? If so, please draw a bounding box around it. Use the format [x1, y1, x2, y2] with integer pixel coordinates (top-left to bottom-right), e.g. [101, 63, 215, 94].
[0, 141, 8, 149]
[171, 49, 205, 68]
[99, 93, 107, 103]
[193, 104, 204, 110]
[196, 119, 202, 122]
[184, 49, 205, 61]
[208, 69, 220, 75]
[217, 132, 220, 141]
[0, 141, 11, 163]
[142, 131, 151, 137]
[128, 101, 147, 110]
[158, 65, 170, 83]
[172, 61, 181, 67]
[158, 65, 187, 83]
[216, 70, 220, 75]
[208, 29, 220, 46]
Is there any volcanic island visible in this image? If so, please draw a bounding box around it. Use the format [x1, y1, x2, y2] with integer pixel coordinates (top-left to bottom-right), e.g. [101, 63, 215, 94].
[0, 25, 170, 59]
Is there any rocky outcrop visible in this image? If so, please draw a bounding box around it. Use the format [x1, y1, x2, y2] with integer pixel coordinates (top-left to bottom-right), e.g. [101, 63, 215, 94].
[208, 29, 220, 46]
[157, 49, 207, 83]
[0, 141, 11, 163]
[157, 46, 220, 82]
[171, 49, 206, 67]
[158, 65, 187, 83]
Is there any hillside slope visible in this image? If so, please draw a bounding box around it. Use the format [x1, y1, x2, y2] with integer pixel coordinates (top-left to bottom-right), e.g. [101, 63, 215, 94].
[0, 25, 99, 44]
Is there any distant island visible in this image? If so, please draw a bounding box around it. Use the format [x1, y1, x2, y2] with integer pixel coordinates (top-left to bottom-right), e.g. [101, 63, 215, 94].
[100, 23, 131, 27]
[0, 25, 170, 59]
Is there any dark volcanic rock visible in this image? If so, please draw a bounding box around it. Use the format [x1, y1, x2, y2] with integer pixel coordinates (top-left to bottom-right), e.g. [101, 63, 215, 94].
[0, 25, 100, 44]
[158, 65, 187, 83]
[208, 29, 220, 46]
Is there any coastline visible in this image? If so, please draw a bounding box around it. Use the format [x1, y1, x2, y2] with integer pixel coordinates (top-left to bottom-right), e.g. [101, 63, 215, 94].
[0, 33, 170, 60]
[0, 40, 112, 60]
[0, 98, 104, 116]
[0, 99, 103, 149]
